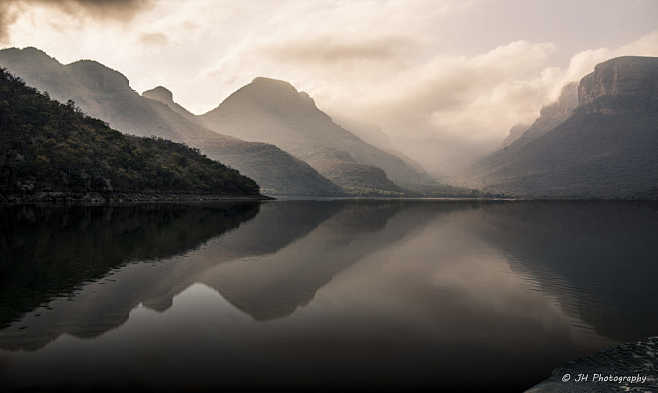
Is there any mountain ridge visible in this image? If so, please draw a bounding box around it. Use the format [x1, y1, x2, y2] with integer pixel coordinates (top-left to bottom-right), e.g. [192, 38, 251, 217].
[0, 47, 343, 196]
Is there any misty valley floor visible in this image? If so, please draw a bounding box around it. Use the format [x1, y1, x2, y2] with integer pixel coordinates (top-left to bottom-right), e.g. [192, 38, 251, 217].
[0, 200, 657, 392]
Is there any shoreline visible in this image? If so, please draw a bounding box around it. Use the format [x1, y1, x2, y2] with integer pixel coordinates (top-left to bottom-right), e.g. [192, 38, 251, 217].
[5, 193, 657, 205]
[0, 191, 272, 205]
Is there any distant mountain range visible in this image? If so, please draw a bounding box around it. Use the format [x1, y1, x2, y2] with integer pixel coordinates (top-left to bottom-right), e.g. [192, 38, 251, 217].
[0, 47, 438, 196]
[2, 46, 655, 200]
[0, 68, 260, 202]
[469, 56, 658, 199]
[0, 47, 342, 196]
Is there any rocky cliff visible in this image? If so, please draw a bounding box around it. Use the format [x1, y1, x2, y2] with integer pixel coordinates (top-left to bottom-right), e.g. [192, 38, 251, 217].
[468, 56, 658, 199]
[578, 56, 658, 114]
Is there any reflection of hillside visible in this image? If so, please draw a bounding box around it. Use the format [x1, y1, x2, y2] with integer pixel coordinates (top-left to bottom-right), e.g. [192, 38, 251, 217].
[0, 202, 340, 351]
[0, 203, 259, 329]
[202, 201, 470, 320]
[472, 201, 658, 341]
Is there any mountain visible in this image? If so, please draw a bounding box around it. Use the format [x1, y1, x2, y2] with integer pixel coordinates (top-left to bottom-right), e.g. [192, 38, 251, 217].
[0, 69, 260, 202]
[199, 77, 432, 195]
[469, 57, 658, 199]
[139, 86, 343, 196]
[0, 47, 343, 196]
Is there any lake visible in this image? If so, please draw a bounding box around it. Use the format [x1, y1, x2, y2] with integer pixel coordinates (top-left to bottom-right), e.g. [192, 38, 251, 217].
[1, 200, 657, 392]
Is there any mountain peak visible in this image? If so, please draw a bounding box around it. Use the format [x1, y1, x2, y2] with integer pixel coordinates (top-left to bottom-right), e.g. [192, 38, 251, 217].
[579, 56, 658, 114]
[246, 77, 308, 103]
[0, 46, 61, 68]
[13, 46, 51, 58]
[211, 76, 319, 116]
[142, 86, 174, 104]
[247, 77, 318, 105]
[250, 77, 297, 91]
[594, 55, 658, 70]
[66, 60, 131, 91]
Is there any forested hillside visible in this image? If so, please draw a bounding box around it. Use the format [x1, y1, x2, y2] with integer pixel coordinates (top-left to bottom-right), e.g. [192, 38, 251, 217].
[0, 69, 260, 201]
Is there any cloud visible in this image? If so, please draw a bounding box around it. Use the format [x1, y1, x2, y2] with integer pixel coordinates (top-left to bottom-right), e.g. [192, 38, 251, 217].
[370, 40, 556, 120]
[261, 35, 417, 64]
[549, 30, 658, 100]
[139, 31, 168, 46]
[317, 40, 560, 174]
[0, 0, 153, 43]
[317, 32, 658, 176]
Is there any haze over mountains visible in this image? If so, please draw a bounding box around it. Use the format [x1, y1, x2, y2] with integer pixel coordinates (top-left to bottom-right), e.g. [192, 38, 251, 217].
[501, 82, 579, 148]
[469, 56, 658, 199]
[0, 47, 343, 196]
[137, 84, 343, 196]
[199, 77, 433, 195]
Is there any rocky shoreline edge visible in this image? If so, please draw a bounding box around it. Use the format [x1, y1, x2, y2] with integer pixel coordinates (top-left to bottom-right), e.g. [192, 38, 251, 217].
[527, 336, 657, 392]
[0, 191, 273, 205]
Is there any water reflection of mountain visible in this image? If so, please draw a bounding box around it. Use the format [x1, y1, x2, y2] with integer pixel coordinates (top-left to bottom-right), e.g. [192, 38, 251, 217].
[10, 200, 645, 356]
[0, 201, 347, 350]
[0, 203, 259, 329]
[473, 201, 658, 342]
[0, 201, 436, 350]
[200, 201, 450, 320]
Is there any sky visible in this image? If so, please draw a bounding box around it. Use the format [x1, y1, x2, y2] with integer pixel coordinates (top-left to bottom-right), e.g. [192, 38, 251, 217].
[1, 0, 658, 175]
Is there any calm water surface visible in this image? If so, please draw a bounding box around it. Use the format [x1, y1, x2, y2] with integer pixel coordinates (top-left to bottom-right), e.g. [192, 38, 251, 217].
[1, 201, 657, 392]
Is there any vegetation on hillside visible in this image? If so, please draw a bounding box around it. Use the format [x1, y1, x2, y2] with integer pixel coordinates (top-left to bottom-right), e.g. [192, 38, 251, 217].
[0, 69, 260, 197]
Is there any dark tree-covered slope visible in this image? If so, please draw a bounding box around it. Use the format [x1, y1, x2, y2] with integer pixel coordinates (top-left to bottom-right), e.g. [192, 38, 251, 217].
[0, 69, 260, 199]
